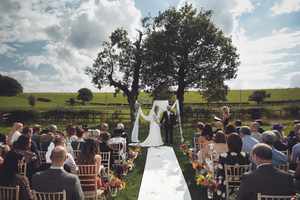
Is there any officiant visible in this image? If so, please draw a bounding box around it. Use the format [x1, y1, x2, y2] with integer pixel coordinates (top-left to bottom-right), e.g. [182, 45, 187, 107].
[160, 105, 177, 145]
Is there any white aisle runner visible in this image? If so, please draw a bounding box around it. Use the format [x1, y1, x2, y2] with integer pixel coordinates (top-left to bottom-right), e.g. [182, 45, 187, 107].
[138, 146, 192, 200]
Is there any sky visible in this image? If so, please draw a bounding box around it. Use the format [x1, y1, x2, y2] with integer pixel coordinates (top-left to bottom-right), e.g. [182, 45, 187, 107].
[0, 0, 300, 92]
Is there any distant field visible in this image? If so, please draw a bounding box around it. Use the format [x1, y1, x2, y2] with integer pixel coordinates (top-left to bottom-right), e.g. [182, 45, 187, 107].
[0, 88, 299, 111]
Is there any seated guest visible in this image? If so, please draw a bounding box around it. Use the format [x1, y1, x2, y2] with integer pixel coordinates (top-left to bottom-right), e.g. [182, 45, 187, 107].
[193, 122, 205, 150]
[31, 124, 41, 149]
[98, 131, 111, 153]
[198, 131, 228, 163]
[45, 136, 77, 173]
[291, 141, 300, 163]
[235, 120, 242, 134]
[272, 123, 285, 139]
[21, 127, 39, 158]
[32, 146, 84, 200]
[8, 122, 23, 146]
[224, 123, 236, 137]
[221, 106, 230, 128]
[288, 123, 300, 151]
[272, 130, 289, 151]
[115, 123, 128, 144]
[250, 122, 262, 142]
[66, 125, 77, 143]
[255, 119, 265, 133]
[214, 133, 250, 200]
[0, 133, 10, 160]
[39, 129, 54, 151]
[99, 123, 111, 137]
[77, 139, 102, 189]
[237, 144, 295, 200]
[0, 151, 33, 200]
[261, 131, 288, 166]
[78, 139, 102, 173]
[0, 133, 8, 145]
[13, 135, 40, 180]
[240, 126, 259, 153]
[213, 131, 228, 155]
[71, 128, 85, 150]
[202, 123, 213, 141]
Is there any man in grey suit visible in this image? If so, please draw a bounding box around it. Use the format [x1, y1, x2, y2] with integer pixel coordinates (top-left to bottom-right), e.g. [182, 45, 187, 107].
[237, 143, 295, 200]
[32, 146, 84, 200]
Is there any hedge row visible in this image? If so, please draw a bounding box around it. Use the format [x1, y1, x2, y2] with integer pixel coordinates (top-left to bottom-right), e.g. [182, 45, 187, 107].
[1, 106, 299, 124]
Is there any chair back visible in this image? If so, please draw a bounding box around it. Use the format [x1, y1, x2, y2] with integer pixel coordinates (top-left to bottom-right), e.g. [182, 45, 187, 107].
[224, 164, 251, 199]
[100, 151, 111, 174]
[18, 159, 27, 177]
[77, 164, 99, 199]
[33, 190, 66, 200]
[38, 150, 47, 165]
[111, 143, 125, 167]
[0, 185, 19, 200]
[276, 163, 289, 172]
[73, 150, 81, 163]
[257, 193, 293, 200]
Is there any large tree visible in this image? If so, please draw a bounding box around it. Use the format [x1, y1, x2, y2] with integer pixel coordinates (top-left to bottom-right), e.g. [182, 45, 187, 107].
[86, 28, 144, 124]
[142, 4, 240, 113]
[0, 74, 23, 96]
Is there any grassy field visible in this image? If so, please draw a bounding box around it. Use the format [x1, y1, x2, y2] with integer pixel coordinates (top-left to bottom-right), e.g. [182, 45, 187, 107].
[0, 88, 299, 111]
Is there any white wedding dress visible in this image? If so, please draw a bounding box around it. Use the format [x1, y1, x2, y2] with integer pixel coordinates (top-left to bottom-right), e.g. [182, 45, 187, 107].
[140, 113, 164, 147]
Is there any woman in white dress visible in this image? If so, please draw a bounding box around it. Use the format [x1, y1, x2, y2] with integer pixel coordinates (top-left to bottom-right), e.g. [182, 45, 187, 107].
[140, 106, 164, 147]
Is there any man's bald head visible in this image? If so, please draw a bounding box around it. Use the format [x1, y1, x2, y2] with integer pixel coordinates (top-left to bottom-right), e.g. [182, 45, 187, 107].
[50, 146, 67, 166]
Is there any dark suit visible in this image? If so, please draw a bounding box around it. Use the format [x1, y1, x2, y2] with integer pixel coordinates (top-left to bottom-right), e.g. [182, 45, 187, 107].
[237, 164, 295, 200]
[32, 168, 84, 200]
[160, 110, 176, 144]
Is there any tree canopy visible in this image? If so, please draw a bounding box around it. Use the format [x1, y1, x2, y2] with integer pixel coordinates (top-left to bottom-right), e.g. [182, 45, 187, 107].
[142, 4, 240, 112]
[77, 88, 93, 104]
[87, 28, 145, 123]
[249, 90, 271, 104]
[0, 74, 23, 96]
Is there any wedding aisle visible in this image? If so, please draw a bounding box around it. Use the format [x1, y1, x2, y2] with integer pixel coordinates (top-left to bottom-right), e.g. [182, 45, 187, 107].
[138, 146, 192, 200]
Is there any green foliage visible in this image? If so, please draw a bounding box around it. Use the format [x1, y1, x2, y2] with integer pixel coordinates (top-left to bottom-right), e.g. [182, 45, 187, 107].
[28, 95, 36, 107]
[284, 105, 300, 118]
[142, 3, 240, 112]
[248, 90, 271, 104]
[201, 81, 228, 103]
[66, 97, 76, 106]
[77, 88, 93, 104]
[0, 74, 23, 96]
[151, 83, 174, 100]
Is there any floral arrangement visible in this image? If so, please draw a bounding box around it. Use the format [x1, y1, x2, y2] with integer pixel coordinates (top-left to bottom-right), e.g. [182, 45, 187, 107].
[195, 168, 217, 191]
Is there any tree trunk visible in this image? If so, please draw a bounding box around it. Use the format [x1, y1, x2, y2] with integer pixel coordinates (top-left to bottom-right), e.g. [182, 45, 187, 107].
[127, 94, 137, 129]
[177, 86, 185, 116]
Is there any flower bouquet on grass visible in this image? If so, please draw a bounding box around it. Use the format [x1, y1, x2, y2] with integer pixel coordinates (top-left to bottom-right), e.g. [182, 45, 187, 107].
[109, 175, 126, 197]
[195, 164, 217, 199]
[120, 160, 135, 176]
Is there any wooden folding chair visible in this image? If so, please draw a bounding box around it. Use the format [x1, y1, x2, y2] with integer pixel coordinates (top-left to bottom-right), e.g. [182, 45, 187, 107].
[77, 164, 104, 200]
[33, 190, 66, 200]
[18, 159, 27, 177]
[73, 150, 81, 163]
[110, 143, 125, 168]
[0, 185, 19, 200]
[257, 193, 293, 200]
[100, 152, 111, 176]
[224, 164, 251, 199]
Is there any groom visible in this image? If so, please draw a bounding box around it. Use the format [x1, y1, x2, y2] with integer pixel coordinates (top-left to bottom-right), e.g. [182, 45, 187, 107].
[160, 105, 177, 145]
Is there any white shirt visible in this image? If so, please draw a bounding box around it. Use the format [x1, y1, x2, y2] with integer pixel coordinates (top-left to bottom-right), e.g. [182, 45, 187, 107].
[10, 131, 21, 144]
[46, 143, 78, 173]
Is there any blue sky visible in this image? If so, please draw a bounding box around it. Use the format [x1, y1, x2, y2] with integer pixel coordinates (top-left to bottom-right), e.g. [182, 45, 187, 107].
[0, 0, 300, 92]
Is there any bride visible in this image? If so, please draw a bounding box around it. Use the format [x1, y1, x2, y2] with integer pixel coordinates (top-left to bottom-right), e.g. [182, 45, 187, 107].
[140, 106, 164, 147]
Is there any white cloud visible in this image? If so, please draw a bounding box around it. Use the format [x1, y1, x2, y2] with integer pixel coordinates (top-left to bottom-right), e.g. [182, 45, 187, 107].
[288, 72, 300, 87]
[0, 0, 142, 92]
[228, 27, 300, 89]
[177, 0, 254, 34]
[271, 0, 300, 15]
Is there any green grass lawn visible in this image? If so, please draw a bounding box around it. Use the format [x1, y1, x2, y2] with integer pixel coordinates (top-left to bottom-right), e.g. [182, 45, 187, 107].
[0, 88, 300, 111]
